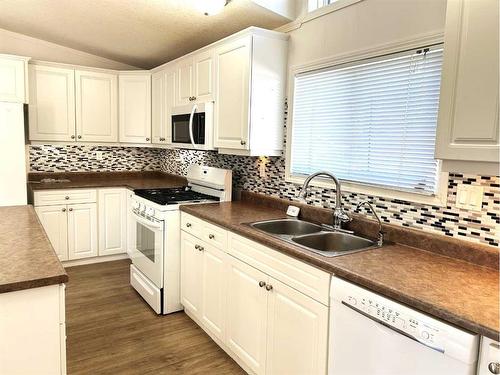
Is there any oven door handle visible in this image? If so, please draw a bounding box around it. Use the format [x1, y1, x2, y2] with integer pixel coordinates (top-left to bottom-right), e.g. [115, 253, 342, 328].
[189, 104, 198, 148]
[131, 210, 163, 230]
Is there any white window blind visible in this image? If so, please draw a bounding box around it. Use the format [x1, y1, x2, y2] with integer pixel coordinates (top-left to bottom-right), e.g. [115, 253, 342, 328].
[290, 46, 443, 195]
[308, 0, 338, 12]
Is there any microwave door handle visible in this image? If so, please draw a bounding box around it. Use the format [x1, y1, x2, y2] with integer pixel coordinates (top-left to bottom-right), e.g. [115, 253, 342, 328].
[189, 104, 198, 148]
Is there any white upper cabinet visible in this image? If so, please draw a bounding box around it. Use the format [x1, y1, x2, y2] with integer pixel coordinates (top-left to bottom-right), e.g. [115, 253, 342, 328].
[214, 30, 288, 156]
[118, 72, 151, 143]
[176, 57, 194, 106]
[435, 0, 499, 163]
[193, 49, 215, 103]
[214, 36, 252, 151]
[29, 64, 76, 141]
[152, 67, 175, 145]
[0, 55, 29, 103]
[175, 50, 215, 106]
[75, 70, 118, 142]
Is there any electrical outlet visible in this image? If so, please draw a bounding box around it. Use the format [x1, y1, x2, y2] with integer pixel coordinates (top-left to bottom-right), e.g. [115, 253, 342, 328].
[455, 184, 484, 212]
[95, 151, 104, 161]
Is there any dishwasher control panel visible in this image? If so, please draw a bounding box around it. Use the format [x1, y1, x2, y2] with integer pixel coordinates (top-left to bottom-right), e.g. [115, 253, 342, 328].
[342, 293, 444, 352]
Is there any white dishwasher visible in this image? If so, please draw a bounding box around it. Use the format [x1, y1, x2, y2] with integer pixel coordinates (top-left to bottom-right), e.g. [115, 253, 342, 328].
[329, 277, 479, 375]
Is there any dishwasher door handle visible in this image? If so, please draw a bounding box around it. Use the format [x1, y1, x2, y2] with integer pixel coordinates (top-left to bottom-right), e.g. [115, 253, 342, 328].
[341, 301, 445, 354]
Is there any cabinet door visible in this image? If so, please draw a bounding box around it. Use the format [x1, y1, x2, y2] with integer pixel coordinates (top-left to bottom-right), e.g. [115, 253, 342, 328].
[35, 205, 68, 261]
[193, 50, 215, 102]
[118, 73, 151, 143]
[226, 255, 268, 375]
[152, 68, 176, 145]
[28, 65, 76, 141]
[98, 189, 127, 256]
[180, 232, 204, 318]
[201, 243, 226, 341]
[152, 70, 166, 144]
[214, 36, 252, 150]
[0, 56, 26, 103]
[266, 278, 329, 375]
[75, 70, 118, 142]
[176, 58, 194, 106]
[67, 203, 98, 260]
[435, 0, 499, 162]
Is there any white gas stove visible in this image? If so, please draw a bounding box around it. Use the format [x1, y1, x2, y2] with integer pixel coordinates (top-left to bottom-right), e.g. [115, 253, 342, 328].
[129, 165, 232, 314]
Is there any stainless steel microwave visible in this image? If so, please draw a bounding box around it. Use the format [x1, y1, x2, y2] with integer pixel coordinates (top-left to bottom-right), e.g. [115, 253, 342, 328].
[171, 102, 214, 150]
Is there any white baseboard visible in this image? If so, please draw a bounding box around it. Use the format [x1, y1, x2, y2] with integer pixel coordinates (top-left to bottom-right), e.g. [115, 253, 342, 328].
[62, 253, 129, 268]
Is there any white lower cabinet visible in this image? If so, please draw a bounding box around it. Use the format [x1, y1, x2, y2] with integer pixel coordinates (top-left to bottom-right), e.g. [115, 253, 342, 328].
[0, 284, 66, 374]
[35, 188, 128, 262]
[35, 204, 69, 261]
[67, 203, 98, 260]
[98, 188, 127, 256]
[180, 213, 330, 375]
[226, 255, 269, 374]
[265, 278, 328, 375]
[180, 232, 204, 317]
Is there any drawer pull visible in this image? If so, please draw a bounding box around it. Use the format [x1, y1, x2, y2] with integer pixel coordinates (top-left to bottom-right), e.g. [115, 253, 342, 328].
[68, 208, 73, 212]
[186, 223, 192, 228]
[258, 281, 266, 288]
[198, 246, 204, 251]
[65, 196, 69, 200]
[62, 208, 66, 212]
[195, 244, 200, 249]
[209, 234, 215, 239]
[265, 284, 273, 291]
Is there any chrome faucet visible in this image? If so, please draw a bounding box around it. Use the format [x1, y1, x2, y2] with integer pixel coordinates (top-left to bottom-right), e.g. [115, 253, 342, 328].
[356, 201, 384, 246]
[298, 171, 351, 230]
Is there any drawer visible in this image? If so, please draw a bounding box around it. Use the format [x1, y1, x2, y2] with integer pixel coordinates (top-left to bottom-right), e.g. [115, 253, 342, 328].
[181, 212, 203, 237]
[34, 189, 97, 206]
[228, 233, 331, 305]
[130, 264, 161, 314]
[201, 220, 227, 249]
[181, 213, 228, 250]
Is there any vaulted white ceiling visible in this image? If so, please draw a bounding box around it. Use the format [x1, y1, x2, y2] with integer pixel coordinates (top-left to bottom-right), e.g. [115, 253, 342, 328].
[0, 0, 292, 69]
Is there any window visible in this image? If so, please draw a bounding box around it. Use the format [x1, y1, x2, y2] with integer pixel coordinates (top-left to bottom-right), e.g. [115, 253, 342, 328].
[308, 0, 338, 12]
[290, 45, 444, 196]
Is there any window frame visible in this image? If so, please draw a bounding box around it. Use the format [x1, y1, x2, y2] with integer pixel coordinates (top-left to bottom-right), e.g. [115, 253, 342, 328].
[285, 35, 448, 207]
[306, 0, 364, 20]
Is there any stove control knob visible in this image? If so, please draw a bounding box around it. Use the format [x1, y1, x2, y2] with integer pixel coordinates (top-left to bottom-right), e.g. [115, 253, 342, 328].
[146, 208, 155, 217]
[132, 202, 140, 210]
[140, 205, 147, 213]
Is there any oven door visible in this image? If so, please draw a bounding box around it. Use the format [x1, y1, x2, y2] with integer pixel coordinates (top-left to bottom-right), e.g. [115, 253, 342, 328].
[130, 211, 164, 287]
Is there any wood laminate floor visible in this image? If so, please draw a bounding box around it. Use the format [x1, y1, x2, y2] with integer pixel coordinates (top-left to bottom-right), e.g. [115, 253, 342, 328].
[66, 259, 245, 375]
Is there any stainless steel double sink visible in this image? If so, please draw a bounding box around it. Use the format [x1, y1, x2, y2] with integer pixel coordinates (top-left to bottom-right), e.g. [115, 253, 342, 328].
[248, 218, 379, 257]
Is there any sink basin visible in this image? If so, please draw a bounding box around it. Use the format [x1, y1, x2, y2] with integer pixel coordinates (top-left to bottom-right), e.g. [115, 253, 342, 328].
[250, 219, 322, 236]
[292, 232, 376, 255]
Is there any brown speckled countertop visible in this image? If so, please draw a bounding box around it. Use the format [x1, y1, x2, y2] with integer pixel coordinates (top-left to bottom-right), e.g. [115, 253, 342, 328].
[28, 171, 187, 191]
[180, 200, 500, 340]
[0, 205, 68, 293]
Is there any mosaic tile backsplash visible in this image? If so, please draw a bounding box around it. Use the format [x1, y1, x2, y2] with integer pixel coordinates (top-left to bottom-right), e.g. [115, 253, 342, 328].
[29, 145, 162, 172]
[159, 149, 499, 247]
[29, 144, 499, 247]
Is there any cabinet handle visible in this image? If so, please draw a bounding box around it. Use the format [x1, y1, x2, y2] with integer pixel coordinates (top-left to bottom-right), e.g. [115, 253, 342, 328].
[198, 246, 204, 251]
[160, 137, 165, 141]
[258, 281, 266, 288]
[192, 96, 196, 101]
[195, 244, 200, 249]
[68, 208, 73, 212]
[146, 138, 150, 142]
[186, 223, 192, 227]
[265, 284, 273, 291]
[70, 135, 75, 139]
[77, 135, 82, 139]
[489, 362, 500, 374]
[65, 196, 69, 200]
[62, 208, 66, 212]
[209, 234, 215, 239]
[240, 140, 246, 146]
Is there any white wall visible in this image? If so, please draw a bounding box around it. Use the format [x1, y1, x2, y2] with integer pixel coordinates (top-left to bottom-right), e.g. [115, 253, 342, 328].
[0, 28, 138, 70]
[285, 0, 447, 70]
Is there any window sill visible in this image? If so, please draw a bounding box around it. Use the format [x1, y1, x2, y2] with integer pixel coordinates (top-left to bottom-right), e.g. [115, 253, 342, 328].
[285, 173, 448, 207]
